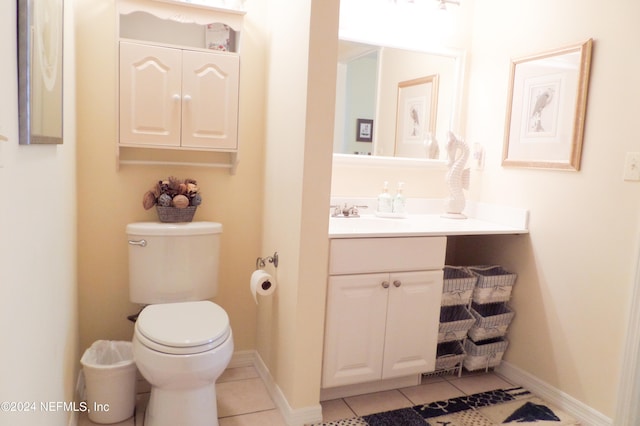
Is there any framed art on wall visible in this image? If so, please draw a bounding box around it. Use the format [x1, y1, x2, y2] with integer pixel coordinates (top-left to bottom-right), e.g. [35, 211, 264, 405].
[394, 75, 439, 158]
[502, 39, 593, 170]
[18, 0, 64, 145]
[356, 118, 373, 142]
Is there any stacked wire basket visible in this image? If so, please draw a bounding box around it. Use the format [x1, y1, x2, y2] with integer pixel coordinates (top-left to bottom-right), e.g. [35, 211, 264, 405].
[434, 265, 517, 375]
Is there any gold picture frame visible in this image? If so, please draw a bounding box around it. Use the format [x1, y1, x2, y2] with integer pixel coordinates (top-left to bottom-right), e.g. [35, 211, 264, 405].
[394, 75, 439, 158]
[502, 39, 593, 170]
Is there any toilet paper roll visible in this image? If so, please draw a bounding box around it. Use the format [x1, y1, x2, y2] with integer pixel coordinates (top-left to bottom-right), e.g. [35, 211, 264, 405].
[250, 269, 276, 303]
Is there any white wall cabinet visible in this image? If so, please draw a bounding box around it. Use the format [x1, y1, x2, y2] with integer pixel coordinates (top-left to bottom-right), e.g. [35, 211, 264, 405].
[119, 41, 239, 150]
[116, 0, 244, 172]
[322, 237, 446, 389]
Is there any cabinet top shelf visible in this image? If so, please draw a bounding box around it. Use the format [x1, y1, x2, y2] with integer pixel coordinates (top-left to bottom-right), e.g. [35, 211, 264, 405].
[121, 0, 246, 14]
[119, 0, 246, 27]
[152, 0, 246, 15]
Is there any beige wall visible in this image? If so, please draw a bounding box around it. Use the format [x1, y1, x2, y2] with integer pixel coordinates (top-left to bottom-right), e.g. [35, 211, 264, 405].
[257, 0, 339, 409]
[331, 161, 449, 199]
[76, 0, 266, 355]
[0, 2, 78, 425]
[461, 0, 640, 417]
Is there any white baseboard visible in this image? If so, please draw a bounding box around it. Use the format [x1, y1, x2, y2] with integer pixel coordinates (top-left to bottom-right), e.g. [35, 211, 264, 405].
[67, 412, 78, 426]
[231, 350, 323, 426]
[496, 361, 612, 426]
[320, 375, 420, 401]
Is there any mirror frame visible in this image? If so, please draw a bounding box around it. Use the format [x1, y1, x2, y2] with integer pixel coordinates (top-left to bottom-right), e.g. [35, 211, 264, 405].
[335, 35, 466, 167]
[18, 0, 64, 145]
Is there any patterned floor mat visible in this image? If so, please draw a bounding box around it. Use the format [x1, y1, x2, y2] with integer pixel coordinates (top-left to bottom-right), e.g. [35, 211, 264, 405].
[311, 387, 579, 426]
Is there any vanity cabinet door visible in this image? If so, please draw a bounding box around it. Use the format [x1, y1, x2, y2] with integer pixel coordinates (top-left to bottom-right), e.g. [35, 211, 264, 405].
[181, 50, 239, 150]
[119, 42, 182, 147]
[322, 273, 389, 388]
[382, 270, 443, 379]
[322, 270, 443, 388]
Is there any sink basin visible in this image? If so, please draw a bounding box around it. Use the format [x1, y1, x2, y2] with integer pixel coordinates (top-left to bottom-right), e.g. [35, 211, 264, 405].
[329, 215, 421, 234]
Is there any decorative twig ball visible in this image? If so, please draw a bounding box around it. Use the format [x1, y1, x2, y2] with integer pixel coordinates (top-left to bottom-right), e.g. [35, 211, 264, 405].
[142, 177, 201, 210]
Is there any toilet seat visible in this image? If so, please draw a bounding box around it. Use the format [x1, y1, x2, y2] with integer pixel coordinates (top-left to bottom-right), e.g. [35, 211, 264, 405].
[135, 300, 230, 355]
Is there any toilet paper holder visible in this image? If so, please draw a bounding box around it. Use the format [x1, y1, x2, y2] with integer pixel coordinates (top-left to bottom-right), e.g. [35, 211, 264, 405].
[256, 252, 279, 269]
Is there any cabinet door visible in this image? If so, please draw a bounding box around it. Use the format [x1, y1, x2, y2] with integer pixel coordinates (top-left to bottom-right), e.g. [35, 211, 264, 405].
[119, 42, 182, 146]
[181, 50, 239, 150]
[322, 274, 389, 388]
[382, 270, 443, 379]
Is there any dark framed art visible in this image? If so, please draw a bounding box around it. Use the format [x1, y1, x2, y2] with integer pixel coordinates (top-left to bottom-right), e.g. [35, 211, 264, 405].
[356, 118, 373, 142]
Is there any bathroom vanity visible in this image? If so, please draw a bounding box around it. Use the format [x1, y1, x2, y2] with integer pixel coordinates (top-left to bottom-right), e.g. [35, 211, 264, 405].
[320, 201, 528, 400]
[323, 236, 446, 389]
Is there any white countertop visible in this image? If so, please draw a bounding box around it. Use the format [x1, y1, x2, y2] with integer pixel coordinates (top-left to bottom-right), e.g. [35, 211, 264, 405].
[328, 200, 529, 239]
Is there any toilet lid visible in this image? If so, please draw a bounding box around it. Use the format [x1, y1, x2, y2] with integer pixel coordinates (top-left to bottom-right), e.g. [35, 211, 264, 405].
[136, 301, 230, 355]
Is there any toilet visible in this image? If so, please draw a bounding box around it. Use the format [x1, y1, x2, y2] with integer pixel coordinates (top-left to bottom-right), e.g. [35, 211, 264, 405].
[126, 221, 233, 426]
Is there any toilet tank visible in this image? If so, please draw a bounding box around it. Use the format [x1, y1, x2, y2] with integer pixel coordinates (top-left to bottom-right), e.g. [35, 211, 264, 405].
[126, 222, 222, 304]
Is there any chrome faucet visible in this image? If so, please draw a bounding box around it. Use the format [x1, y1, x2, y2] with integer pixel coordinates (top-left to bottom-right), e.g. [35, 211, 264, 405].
[330, 203, 368, 218]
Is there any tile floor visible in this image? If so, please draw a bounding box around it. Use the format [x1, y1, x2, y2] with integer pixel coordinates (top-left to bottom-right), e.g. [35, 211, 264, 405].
[78, 367, 516, 425]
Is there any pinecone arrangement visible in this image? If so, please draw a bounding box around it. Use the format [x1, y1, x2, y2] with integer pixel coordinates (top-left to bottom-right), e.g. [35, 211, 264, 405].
[142, 176, 202, 210]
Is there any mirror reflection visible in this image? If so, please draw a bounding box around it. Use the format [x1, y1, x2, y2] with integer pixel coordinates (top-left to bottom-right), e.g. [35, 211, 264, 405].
[333, 39, 461, 160]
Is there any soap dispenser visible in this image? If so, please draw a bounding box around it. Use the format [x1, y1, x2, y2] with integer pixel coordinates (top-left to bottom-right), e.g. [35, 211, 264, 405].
[393, 182, 406, 215]
[377, 181, 393, 214]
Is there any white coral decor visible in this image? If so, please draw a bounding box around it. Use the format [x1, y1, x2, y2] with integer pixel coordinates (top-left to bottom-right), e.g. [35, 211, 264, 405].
[443, 132, 470, 219]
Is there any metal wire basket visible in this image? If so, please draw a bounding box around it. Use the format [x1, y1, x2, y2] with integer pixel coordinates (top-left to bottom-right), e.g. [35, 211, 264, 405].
[436, 340, 466, 370]
[468, 302, 515, 341]
[442, 266, 477, 306]
[468, 265, 517, 304]
[438, 305, 475, 342]
[464, 337, 509, 371]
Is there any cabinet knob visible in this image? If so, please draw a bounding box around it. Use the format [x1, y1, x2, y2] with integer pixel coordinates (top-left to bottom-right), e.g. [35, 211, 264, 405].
[183, 94, 192, 102]
[172, 94, 181, 101]
[393, 280, 402, 288]
[381, 281, 390, 289]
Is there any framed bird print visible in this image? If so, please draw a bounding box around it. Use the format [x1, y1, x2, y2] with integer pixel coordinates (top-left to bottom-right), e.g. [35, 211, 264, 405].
[394, 75, 439, 158]
[502, 39, 593, 170]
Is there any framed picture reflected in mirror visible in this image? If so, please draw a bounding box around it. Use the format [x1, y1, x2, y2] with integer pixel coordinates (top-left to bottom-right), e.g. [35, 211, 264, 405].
[394, 75, 439, 158]
[356, 118, 373, 143]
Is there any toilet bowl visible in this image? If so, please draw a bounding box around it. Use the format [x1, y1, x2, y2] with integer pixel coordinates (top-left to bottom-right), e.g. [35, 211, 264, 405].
[127, 222, 232, 425]
[133, 300, 233, 426]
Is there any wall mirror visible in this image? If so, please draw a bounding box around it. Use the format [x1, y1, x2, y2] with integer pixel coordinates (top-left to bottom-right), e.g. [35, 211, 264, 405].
[334, 38, 464, 161]
[334, 0, 470, 165]
[18, 0, 64, 145]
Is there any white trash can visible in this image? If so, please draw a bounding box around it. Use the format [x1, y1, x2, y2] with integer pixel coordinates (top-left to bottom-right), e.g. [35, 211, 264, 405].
[80, 340, 137, 424]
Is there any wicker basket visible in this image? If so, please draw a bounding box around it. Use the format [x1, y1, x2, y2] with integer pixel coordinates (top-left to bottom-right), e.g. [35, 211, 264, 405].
[468, 302, 515, 341]
[468, 266, 517, 304]
[436, 340, 466, 370]
[464, 337, 508, 371]
[156, 206, 197, 223]
[442, 266, 477, 306]
[438, 305, 475, 343]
